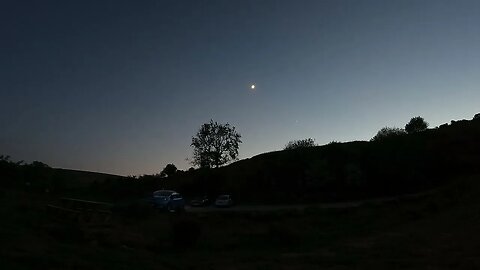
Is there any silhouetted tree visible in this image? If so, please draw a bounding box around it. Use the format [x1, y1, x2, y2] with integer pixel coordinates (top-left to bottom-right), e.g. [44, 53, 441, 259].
[474, 113, 480, 120]
[30, 160, 50, 168]
[284, 138, 316, 150]
[371, 127, 406, 141]
[405, 116, 429, 134]
[191, 120, 242, 168]
[160, 163, 178, 178]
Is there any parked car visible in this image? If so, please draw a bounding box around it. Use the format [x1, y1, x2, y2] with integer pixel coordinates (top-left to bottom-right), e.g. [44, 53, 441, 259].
[214, 194, 234, 207]
[152, 190, 185, 212]
[190, 195, 210, 207]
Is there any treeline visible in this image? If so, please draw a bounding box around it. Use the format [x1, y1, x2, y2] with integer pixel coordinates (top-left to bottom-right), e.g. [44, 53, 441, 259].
[0, 156, 55, 191]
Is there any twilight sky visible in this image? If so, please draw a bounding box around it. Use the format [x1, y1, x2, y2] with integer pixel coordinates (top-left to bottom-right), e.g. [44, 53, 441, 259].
[1, 0, 480, 175]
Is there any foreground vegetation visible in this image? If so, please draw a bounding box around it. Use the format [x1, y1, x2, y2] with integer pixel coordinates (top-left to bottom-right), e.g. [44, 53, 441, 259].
[1, 172, 480, 269]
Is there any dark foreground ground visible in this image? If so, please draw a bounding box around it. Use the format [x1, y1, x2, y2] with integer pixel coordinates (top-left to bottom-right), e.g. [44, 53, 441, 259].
[1, 174, 480, 270]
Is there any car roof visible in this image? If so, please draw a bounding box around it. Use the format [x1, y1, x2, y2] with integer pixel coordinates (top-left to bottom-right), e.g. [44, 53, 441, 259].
[153, 190, 176, 195]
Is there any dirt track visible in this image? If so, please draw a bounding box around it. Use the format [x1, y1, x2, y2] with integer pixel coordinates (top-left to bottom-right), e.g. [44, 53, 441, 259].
[184, 190, 436, 213]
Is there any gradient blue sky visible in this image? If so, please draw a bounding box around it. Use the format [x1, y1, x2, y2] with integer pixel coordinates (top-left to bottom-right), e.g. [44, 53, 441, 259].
[1, 0, 479, 175]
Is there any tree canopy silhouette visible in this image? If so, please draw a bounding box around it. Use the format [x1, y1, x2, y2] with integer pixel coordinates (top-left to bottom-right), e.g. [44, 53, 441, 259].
[405, 116, 429, 134]
[474, 113, 480, 120]
[371, 127, 406, 141]
[160, 163, 177, 178]
[191, 120, 242, 168]
[284, 138, 316, 150]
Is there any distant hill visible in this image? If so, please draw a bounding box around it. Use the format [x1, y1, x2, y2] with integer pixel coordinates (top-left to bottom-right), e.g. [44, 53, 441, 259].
[161, 117, 480, 203]
[0, 160, 123, 197]
[52, 168, 123, 188]
[2, 117, 479, 204]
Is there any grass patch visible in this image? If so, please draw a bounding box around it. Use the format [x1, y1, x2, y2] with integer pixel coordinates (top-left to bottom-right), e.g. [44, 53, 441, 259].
[2, 174, 480, 269]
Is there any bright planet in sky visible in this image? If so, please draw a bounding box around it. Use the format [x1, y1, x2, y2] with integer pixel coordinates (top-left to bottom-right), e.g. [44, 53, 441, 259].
[250, 84, 256, 90]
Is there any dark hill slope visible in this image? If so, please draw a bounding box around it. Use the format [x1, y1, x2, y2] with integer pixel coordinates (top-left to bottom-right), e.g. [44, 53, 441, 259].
[167, 118, 480, 203]
[0, 161, 123, 196]
[4, 118, 478, 204]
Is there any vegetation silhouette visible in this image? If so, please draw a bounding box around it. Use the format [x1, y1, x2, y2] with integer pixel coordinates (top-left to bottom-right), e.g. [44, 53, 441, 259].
[371, 127, 406, 141]
[405, 116, 429, 134]
[159, 163, 177, 178]
[2, 115, 480, 205]
[157, 117, 480, 203]
[191, 119, 242, 168]
[284, 138, 316, 150]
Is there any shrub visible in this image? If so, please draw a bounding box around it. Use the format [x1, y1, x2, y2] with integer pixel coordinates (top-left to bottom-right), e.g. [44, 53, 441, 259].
[371, 127, 406, 141]
[284, 138, 316, 150]
[405, 116, 428, 134]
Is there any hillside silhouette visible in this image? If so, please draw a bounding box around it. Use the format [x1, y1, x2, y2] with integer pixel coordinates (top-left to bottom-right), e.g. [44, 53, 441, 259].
[0, 158, 122, 199]
[2, 116, 479, 204]
[78, 116, 478, 204]
[1, 116, 480, 270]
[155, 117, 479, 203]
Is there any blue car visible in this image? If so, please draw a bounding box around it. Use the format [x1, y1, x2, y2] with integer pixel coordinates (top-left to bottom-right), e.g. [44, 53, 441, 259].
[152, 190, 185, 212]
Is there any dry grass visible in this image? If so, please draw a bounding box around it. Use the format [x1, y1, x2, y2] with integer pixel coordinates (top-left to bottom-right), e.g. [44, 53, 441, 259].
[1, 175, 480, 269]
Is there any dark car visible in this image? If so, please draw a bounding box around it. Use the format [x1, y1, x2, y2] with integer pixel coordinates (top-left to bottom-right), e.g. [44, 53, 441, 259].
[190, 195, 210, 207]
[152, 190, 185, 212]
[214, 194, 234, 207]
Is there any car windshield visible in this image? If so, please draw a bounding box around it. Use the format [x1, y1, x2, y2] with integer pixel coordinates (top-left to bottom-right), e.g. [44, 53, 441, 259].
[218, 195, 229, 200]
